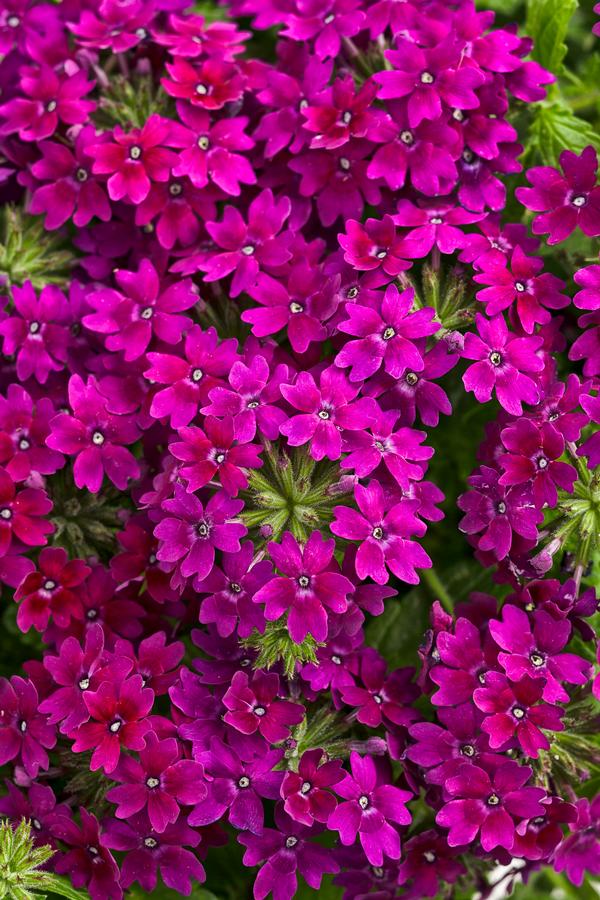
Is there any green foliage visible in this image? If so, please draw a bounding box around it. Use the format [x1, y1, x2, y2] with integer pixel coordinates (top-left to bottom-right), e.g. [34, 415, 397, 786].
[243, 621, 320, 676]
[525, 98, 600, 165]
[526, 0, 578, 72]
[0, 208, 73, 290]
[0, 819, 87, 900]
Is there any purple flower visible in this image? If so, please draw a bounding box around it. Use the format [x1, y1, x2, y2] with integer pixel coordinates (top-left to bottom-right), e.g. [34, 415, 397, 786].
[516, 146, 600, 244]
[83, 259, 198, 360]
[279, 366, 376, 461]
[145, 325, 239, 428]
[301, 77, 391, 150]
[0, 385, 63, 482]
[338, 215, 409, 276]
[553, 797, 600, 887]
[436, 761, 546, 851]
[86, 114, 179, 204]
[102, 811, 205, 895]
[328, 751, 412, 865]
[106, 731, 207, 832]
[394, 200, 484, 258]
[171, 101, 256, 194]
[0, 64, 94, 142]
[474, 672, 564, 757]
[335, 284, 438, 381]
[429, 615, 498, 706]
[373, 37, 485, 127]
[341, 410, 433, 488]
[68, 0, 154, 52]
[474, 246, 569, 333]
[489, 604, 592, 703]
[340, 648, 418, 729]
[0, 675, 55, 777]
[253, 530, 353, 643]
[0, 782, 68, 847]
[222, 669, 304, 744]
[331, 481, 430, 585]
[53, 809, 121, 900]
[169, 416, 263, 496]
[201, 354, 288, 442]
[154, 486, 246, 586]
[0, 467, 53, 556]
[462, 313, 544, 415]
[239, 805, 340, 900]
[188, 737, 283, 833]
[396, 830, 465, 898]
[29, 126, 111, 230]
[70, 674, 154, 774]
[39, 623, 131, 733]
[0, 281, 69, 383]
[281, 0, 365, 60]
[498, 418, 576, 507]
[201, 188, 292, 297]
[47, 375, 140, 493]
[281, 748, 344, 826]
[197, 541, 270, 638]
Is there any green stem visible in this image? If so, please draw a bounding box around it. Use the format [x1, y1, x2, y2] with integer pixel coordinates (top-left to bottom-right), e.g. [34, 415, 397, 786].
[421, 567, 453, 613]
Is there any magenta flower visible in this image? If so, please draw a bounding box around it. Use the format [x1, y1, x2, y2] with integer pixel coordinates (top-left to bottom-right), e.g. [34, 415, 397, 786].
[196, 541, 271, 639]
[281, 0, 365, 59]
[222, 669, 304, 744]
[243, 264, 339, 353]
[279, 366, 376, 461]
[29, 126, 111, 229]
[436, 761, 546, 851]
[114, 632, 184, 696]
[145, 325, 239, 428]
[408, 704, 500, 785]
[0, 467, 53, 556]
[335, 284, 438, 381]
[516, 145, 600, 244]
[489, 604, 592, 703]
[340, 648, 418, 729]
[171, 101, 255, 194]
[0, 385, 63, 482]
[162, 57, 245, 109]
[67, 0, 154, 51]
[553, 797, 600, 887]
[498, 418, 576, 507]
[83, 259, 198, 360]
[0, 64, 94, 142]
[102, 811, 205, 895]
[332, 481, 430, 585]
[106, 731, 207, 833]
[394, 200, 484, 258]
[240, 805, 340, 900]
[328, 751, 412, 866]
[0, 675, 55, 777]
[70, 674, 154, 774]
[253, 530, 353, 643]
[154, 486, 246, 585]
[429, 615, 498, 707]
[462, 313, 544, 415]
[201, 189, 292, 297]
[374, 38, 486, 127]
[170, 416, 263, 496]
[338, 215, 409, 276]
[281, 748, 344, 826]
[458, 465, 542, 561]
[53, 809, 121, 900]
[188, 737, 283, 833]
[201, 354, 288, 442]
[376, 340, 457, 427]
[14, 546, 89, 633]
[474, 246, 569, 333]
[86, 114, 179, 204]
[47, 375, 140, 493]
[39, 623, 131, 734]
[474, 672, 564, 757]
[0, 782, 68, 848]
[110, 518, 175, 604]
[341, 410, 433, 489]
[397, 831, 465, 898]
[574, 262, 600, 310]
[368, 114, 459, 195]
[301, 77, 391, 150]
[0, 281, 69, 383]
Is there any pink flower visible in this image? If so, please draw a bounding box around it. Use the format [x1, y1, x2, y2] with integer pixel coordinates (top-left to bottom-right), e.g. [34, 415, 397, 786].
[47, 375, 140, 493]
[0, 675, 56, 777]
[0, 467, 53, 556]
[223, 669, 304, 743]
[338, 215, 409, 276]
[161, 57, 245, 109]
[0, 281, 69, 383]
[0, 64, 94, 142]
[15, 546, 89, 633]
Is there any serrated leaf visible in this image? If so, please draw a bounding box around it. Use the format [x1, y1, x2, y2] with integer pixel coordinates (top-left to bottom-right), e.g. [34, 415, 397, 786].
[42, 874, 89, 900]
[525, 0, 577, 72]
[526, 101, 600, 165]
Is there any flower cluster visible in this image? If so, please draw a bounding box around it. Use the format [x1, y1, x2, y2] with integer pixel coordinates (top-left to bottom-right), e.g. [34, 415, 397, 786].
[0, 0, 598, 898]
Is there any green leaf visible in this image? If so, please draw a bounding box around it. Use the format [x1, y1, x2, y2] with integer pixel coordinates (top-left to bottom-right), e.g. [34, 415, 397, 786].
[526, 100, 600, 165]
[525, 0, 577, 72]
[42, 875, 89, 900]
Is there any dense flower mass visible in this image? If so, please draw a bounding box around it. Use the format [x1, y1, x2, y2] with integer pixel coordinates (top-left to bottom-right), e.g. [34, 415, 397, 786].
[0, 1, 598, 899]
